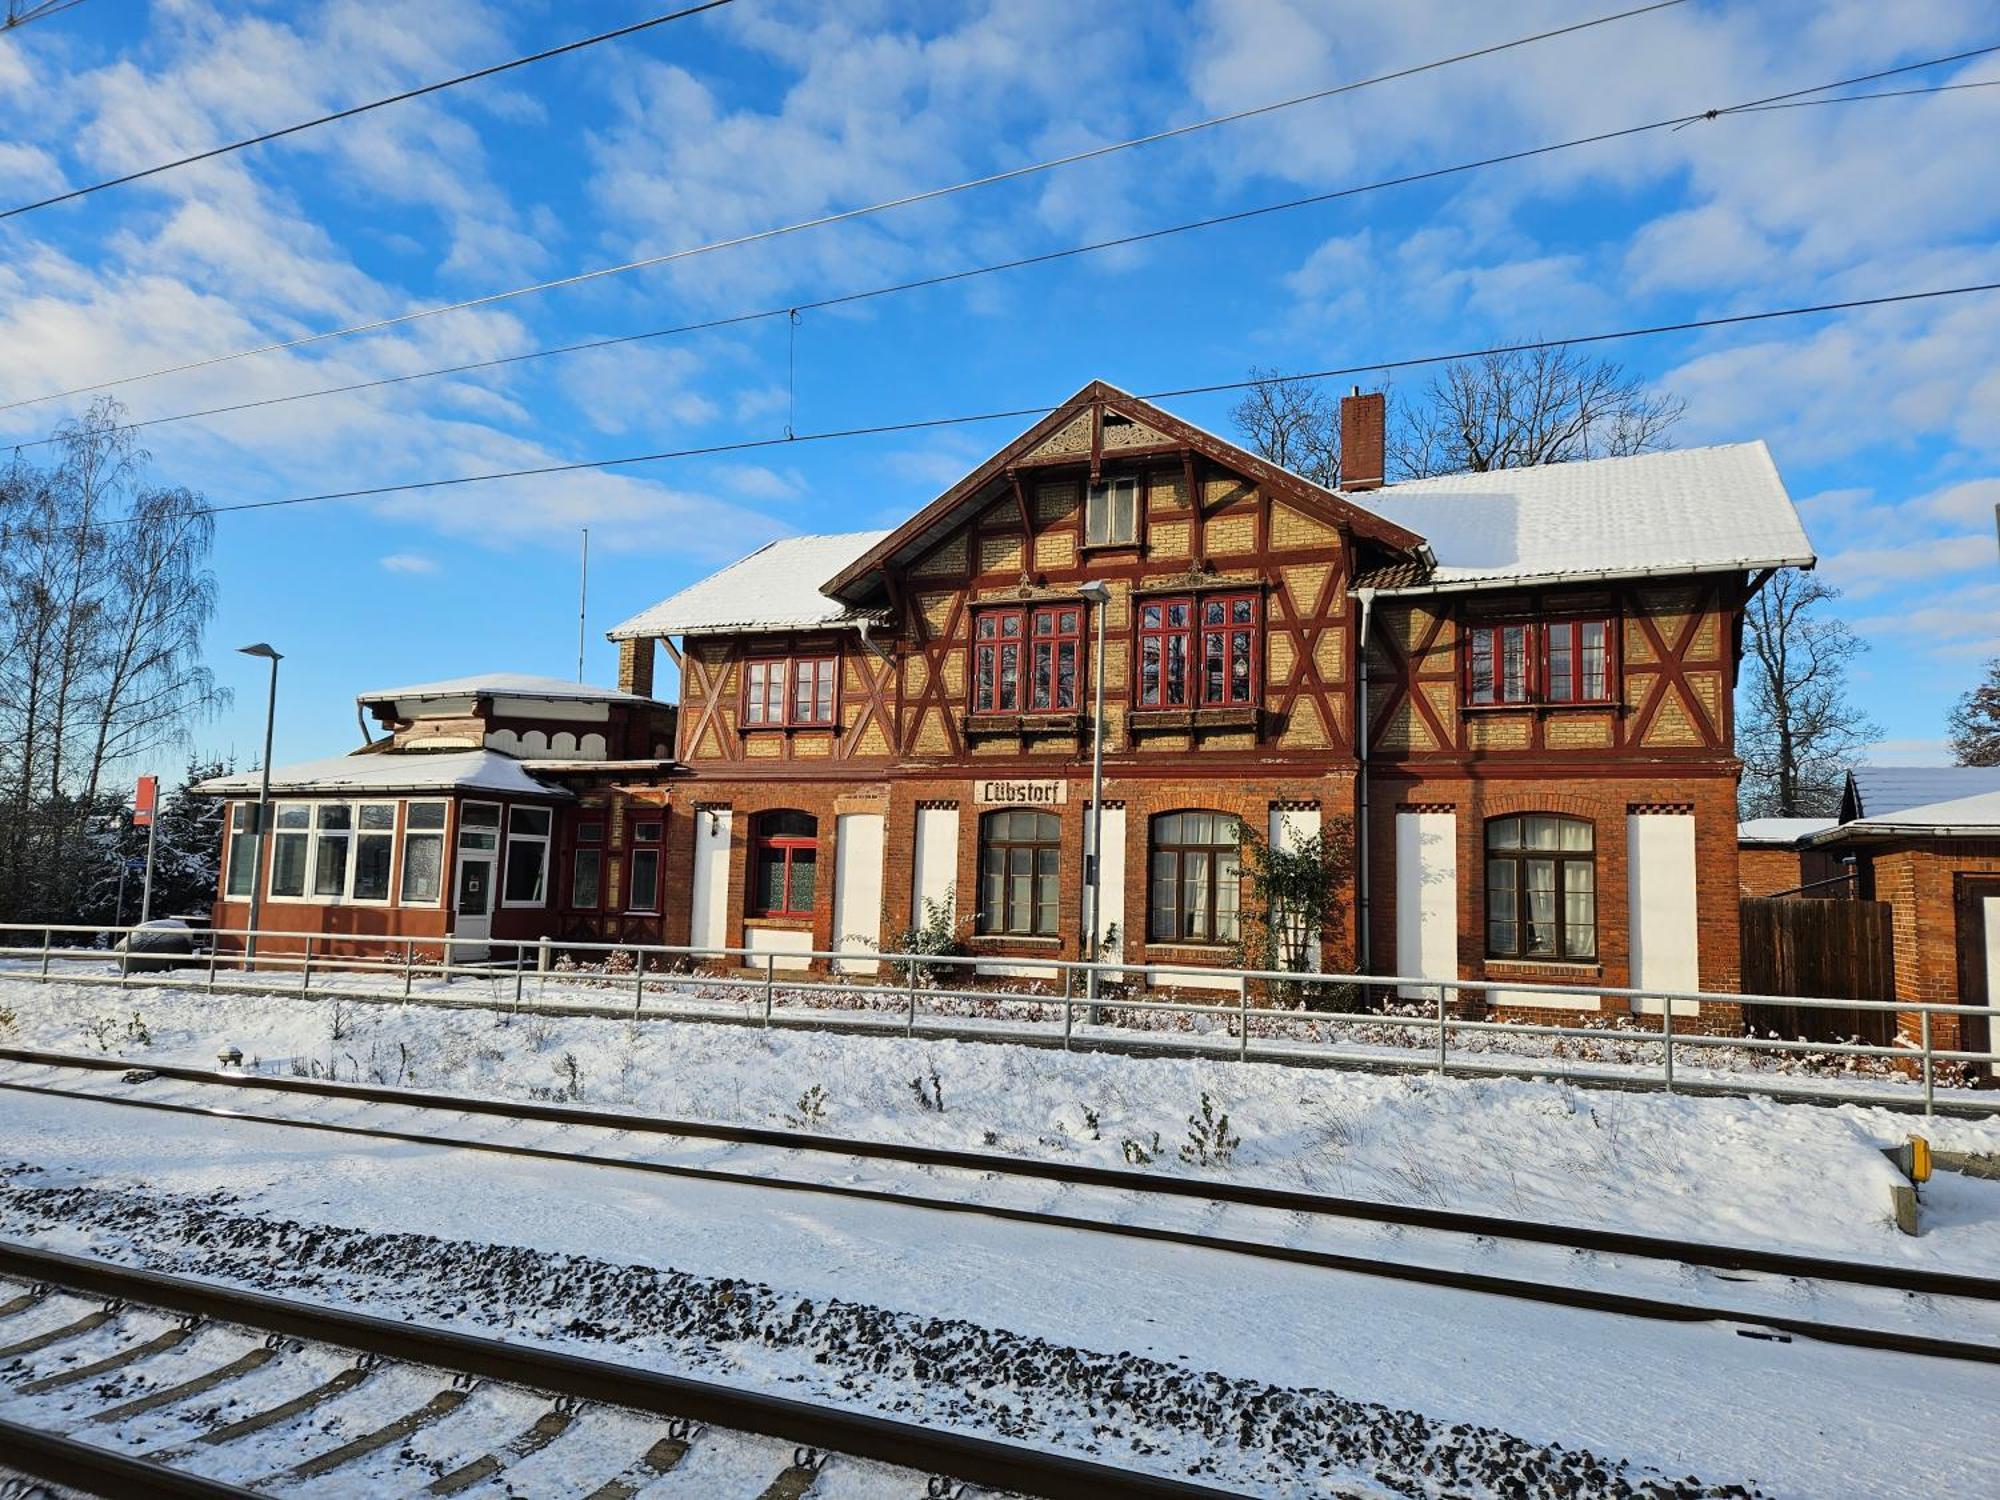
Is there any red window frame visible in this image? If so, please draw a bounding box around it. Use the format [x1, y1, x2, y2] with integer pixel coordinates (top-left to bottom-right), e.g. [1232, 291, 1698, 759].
[741, 656, 838, 727]
[975, 605, 1085, 714]
[1139, 592, 1259, 708]
[749, 810, 818, 917]
[1542, 619, 1613, 704]
[1027, 604, 1082, 711]
[625, 817, 663, 914]
[1465, 622, 1535, 706]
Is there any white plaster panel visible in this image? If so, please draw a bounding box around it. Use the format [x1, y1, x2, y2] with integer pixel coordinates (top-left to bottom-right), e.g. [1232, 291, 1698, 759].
[1088, 805, 1127, 967]
[911, 807, 961, 924]
[1628, 813, 1700, 1016]
[690, 808, 732, 959]
[1268, 805, 1323, 968]
[1395, 811, 1459, 999]
[833, 812, 886, 974]
[745, 925, 813, 972]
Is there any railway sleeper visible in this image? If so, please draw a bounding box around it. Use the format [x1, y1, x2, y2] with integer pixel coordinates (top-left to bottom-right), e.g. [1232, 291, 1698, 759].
[759, 1445, 829, 1500]
[263, 1378, 475, 1484]
[427, 1397, 580, 1495]
[0, 1301, 119, 1360]
[146, 1355, 378, 1457]
[18, 1314, 200, 1394]
[583, 1421, 698, 1500]
[86, 1339, 283, 1424]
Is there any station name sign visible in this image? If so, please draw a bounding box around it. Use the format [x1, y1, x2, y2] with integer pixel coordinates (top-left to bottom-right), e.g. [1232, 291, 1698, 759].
[973, 778, 1068, 807]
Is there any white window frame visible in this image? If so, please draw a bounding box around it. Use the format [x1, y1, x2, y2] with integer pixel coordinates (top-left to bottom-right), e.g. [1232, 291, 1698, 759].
[348, 802, 398, 905]
[267, 802, 313, 901]
[1085, 475, 1139, 546]
[400, 800, 449, 907]
[224, 803, 257, 898]
[501, 803, 553, 908]
[265, 799, 400, 905]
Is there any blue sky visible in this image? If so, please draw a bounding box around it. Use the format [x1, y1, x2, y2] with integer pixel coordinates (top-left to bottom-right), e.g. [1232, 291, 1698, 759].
[1, 0, 1994, 774]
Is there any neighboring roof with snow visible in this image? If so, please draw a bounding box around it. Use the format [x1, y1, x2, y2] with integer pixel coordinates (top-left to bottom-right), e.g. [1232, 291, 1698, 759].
[1809, 788, 2000, 845]
[1738, 817, 1837, 847]
[1842, 765, 2000, 822]
[1351, 442, 1814, 592]
[197, 750, 569, 799]
[607, 531, 893, 640]
[356, 673, 650, 705]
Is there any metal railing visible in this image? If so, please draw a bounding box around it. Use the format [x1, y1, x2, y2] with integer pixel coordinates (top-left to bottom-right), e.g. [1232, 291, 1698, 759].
[1, 920, 1994, 1115]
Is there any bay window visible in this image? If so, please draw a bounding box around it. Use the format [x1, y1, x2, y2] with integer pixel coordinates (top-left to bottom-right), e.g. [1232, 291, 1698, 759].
[352, 804, 396, 902]
[269, 805, 310, 897]
[1139, 592, 1260, 708]
[226, 804, 257, 898]
[974, 605, 1080, 713]
[311, 804, 351, 897]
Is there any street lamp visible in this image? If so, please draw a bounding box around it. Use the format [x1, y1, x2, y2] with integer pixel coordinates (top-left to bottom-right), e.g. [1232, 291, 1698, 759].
[238, 643, 282, 969]
[1076, 581, 1111, 1006]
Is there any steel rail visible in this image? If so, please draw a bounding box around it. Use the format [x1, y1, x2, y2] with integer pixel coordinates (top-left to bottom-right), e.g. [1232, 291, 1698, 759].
[2, 1043, 1991, 1303]
[0, 1240, 1243, 1500]
[0, 1417, 258, 1497]
[4, 1069, 1997, 1368]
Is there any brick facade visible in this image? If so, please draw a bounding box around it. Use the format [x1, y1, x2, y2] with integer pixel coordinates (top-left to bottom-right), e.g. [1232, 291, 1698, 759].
[1859, 840, 2000, 1054]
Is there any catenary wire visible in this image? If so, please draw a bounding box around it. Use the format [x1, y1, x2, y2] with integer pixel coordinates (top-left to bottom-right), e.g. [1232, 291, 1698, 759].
[48, 280, 1999, 531]
[0, 0, 738, 223]
[0, 1, 1695, 415]
[8, 51, 1996, 454]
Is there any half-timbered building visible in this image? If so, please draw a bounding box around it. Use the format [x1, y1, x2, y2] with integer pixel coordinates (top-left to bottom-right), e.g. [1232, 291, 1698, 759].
[207, 381, 1816, 1027]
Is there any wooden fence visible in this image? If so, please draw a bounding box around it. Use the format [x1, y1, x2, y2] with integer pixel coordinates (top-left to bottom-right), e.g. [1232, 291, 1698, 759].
[1739, 896, 1896, 1043]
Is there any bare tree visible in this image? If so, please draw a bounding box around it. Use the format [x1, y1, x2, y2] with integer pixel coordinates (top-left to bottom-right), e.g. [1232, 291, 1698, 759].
[1737, 571, 1882, 818]
[1226, 367, 1341, 488]
[1389, 344, 1684, 479]
[1947, 656, 2000, 767]
[1230, 344, 1683, 485]
[0, 399, 227, 923]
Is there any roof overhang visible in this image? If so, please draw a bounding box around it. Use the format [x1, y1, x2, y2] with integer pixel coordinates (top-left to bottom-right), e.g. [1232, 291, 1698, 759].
[1367, 553, 1818, 598]
[819, 380, 1428, 602]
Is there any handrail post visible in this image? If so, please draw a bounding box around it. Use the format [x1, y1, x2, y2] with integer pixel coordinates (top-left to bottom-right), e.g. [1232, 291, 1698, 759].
[1062, 966, 1073, 1051]
[1435, 985, 1448, 1077]
[764, 951, 776, 1027]
[1238, 986, 1249, 1062]
[39, 927, 51, 982]
[118, 925, 131, 987]
[513, 943, 526, 1013]
[1921, 1007, 1934, 1117]
[634, 949, 646, 1018]
[905, 958, 918, 1038]
[299, 936, 312, 997]
[1661, 993, 1676, 1093]
[403, 940, 414, 1001]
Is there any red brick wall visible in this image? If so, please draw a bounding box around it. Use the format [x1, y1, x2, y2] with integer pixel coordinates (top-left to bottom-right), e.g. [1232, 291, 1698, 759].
[1367, 770, 1742, 1029]
[1865, 840, 2000, 1051]
[1739, 846, 1805, 898]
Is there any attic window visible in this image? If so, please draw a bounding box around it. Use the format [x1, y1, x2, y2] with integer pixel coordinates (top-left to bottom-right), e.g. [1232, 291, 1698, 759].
[1085, 476, 1138, 546]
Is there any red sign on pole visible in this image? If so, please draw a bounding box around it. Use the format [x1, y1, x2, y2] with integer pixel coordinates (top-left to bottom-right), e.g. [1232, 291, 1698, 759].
[133, 775, 158, 827]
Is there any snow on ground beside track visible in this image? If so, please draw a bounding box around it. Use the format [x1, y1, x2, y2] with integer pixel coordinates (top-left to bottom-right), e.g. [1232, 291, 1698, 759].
[1, 978, 1997, 1272]
[3, 1091, 1997, 1499]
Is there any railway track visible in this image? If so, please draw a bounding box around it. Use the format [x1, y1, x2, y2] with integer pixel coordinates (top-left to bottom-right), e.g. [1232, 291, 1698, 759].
[2, 1045, 1996, 1368]
[0, 1240, 1238, 1499]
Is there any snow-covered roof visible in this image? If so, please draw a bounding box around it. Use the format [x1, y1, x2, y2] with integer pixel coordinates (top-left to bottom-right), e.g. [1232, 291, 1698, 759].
[607, 531, 893, 640]
[197, 750, 569, 799]
[1844, 765, 2000, 821]
[1352, 442, 1814, 592]
[357, 673, 649, 705]
[1809, 788, 2000, 844]
[1738, 817, 1837, 847]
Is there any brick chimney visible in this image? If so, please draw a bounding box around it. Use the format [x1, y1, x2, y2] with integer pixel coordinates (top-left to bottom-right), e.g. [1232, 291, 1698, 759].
[1339, 387, 1385, 491]
[617, 636, 655, 698]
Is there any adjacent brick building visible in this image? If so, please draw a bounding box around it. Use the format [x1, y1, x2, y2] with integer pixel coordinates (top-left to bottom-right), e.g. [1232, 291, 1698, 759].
[208, 382, 1818, 1027]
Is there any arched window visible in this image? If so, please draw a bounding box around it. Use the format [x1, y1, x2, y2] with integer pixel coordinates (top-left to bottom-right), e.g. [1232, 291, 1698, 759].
[978, 809, 1061, 936]
[1486, 815, 1595, 960]
[750, 809, 817, 916]
[1149, 811, 1243, 943]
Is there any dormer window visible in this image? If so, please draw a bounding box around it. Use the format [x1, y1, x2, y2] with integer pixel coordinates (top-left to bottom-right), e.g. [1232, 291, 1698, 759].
[1085, 476, 1138, 546]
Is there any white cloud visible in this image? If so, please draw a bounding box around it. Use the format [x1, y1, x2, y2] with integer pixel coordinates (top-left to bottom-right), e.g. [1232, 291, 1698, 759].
[378, 552, 438, 574]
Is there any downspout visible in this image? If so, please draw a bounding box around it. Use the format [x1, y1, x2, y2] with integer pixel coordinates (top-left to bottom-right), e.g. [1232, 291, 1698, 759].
[355, 703, 376, 748]
[1354, 587, 1377, 973]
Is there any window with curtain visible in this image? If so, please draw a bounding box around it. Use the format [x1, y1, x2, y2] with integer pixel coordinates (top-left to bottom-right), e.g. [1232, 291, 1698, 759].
[1486, 815, 1595, 960]
[1466, 619, 1613, 706]
[977, 809, 1061, 936]
[750, 809, 817, 916]
[1148, 811, 1243, 943]
[1084, 475, 1138, 545]
[1138, 593, 1259, 708]
[974, 604, 1080, 712]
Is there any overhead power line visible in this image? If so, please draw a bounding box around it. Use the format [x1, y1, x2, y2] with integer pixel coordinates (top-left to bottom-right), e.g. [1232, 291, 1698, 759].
[56, 280, 1999, 531]
[4, 1, 85, 31]
[0, 0, 737, 222]
[0, 0, 1693, 415]
[11, 50, 1996, 454]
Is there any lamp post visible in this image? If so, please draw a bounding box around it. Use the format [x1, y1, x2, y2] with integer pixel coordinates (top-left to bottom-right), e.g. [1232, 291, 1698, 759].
[1076, 581, 1111, 1006]
[238, 643, 282, 970]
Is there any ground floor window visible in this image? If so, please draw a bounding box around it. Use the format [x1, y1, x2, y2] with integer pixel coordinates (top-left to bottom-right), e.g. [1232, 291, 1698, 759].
[400, 802, 447, 904]
[503, 805, 553, 906]
[628, 817, 664, 912]
[978, 808, 1060, 936]
[225, 804, 256, 897]
[1486, 814, 1595, 959]
[1148, 810, 1242, 943]
[570, 822, 604, 909]
[751, 809, 817, 916]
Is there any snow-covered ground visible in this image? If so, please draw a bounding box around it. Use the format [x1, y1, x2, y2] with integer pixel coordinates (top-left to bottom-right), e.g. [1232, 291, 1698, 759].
[3, 1089, 1996, 1498]
[1, 977, 1995, 1268]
